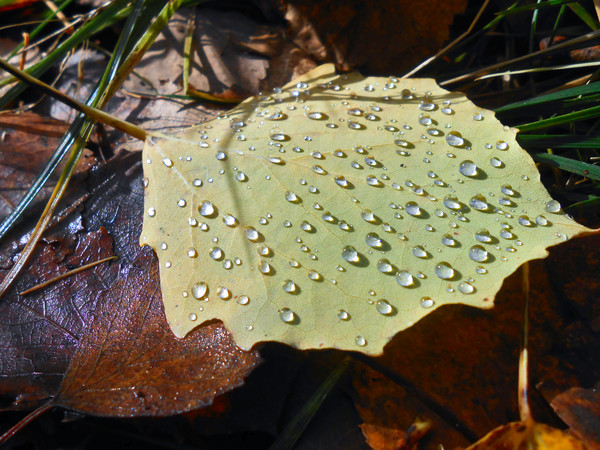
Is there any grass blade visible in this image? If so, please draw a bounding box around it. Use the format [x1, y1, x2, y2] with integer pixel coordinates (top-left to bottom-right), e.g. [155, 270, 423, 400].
[533, 152, 600, 180]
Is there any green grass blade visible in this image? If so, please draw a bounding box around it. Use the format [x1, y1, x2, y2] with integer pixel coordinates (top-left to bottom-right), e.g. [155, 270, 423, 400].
[567, 2, 599, 30]
[533, 153, 600, 180]
[270, 356, 351, 450]
[517, 134, 600, 149]
[517, 103, 600, 131]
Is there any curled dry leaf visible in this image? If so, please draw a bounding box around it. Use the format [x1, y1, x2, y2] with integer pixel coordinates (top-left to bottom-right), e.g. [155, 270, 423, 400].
[0, 153, 261, 416]
[140, 63, 593, 355]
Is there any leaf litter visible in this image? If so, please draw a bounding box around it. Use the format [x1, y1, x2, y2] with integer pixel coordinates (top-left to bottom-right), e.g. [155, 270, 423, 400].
[140, 63, 594, 355]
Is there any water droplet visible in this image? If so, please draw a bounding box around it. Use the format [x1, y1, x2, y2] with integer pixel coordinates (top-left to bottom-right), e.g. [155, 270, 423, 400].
[282, 280, 298, 293]
[442, 107, 454, 115]
[308, 270, 322, 281]
[210, 247, 223, 261]
[496, 140, 508, 150]
[459, 160, 478, 177]
[419, 102, 436, 111]
[237, 295, 250, 305]
[500, 229, 514, 239]
[235, 171, 247, 182]
[162, 157, 173, 167]
[518, 215, 533, 227]
[377, 259, 394, 273]
[435, 262, 455, 280]
[279, 308, 295, 323]
[334, 176, 350, 188]
[475, 229, 492, 243]
[443, 196, 461, 210]
[445, 132, 465, 150]
[192, 179, 203, 187]
[187, 248, 197, 258]
[313, 165, 326, 175]
[396, 270, 414, 287]
[337, 310, 349, 320]
[420, 297, 434, 308]
[501, 185, 515, 196]
[405, 201, 421, 216]
[268, 156, 285, 165]
[355, 335, 367, 346]
[307, 111, 325, 120]
[476, 266, 487, 274]
[394, 139, 409, 147]
[365, 232, 383, 248]
[469, 194, 490, 211]
[216, 151, 226, 161]
[223, 259, 233, 270]
[535, 215, 548, 226]
[285, 191, 300, 203]
[192, 283, 208, 299]
[147, 207, 156, 217]
[289, 260, 300, 268]
[545, 200, 561, 213]
[342, 246, 360, 263]
[458, 281, 474, 294]
[244, 227, 260, 241]
[361, 209, 377, 223]
[376, 300, 393, 315]
[222, 214, 238, 227]
[490, 157, 503, 168]
[469, 245, 489, 262]
[473, 113, 483, 121]
[366, 176, 382, 186]
[300, 221, 314, 232]
[199, 201, 216, 217]
[412, 246, 427, 258]
[218, 287, 231, 299]
[258, 261, 273, 275]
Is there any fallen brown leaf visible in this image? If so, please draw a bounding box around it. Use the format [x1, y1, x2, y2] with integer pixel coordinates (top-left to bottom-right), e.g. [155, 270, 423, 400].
[552, 385, 600, 448]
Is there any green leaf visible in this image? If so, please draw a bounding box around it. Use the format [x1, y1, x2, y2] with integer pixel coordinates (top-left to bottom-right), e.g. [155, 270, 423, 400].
[140, 64, 593, 355]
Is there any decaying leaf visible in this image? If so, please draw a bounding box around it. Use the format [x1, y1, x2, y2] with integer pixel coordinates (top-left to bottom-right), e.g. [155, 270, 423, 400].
[466, 419, 588, 449]
[552, 384, 600, 448]
[138, 63, 593, 355]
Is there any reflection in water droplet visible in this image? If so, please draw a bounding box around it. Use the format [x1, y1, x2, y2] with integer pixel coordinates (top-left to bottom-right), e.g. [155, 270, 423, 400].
[199, 201, 215, 217]
[337, 310, 349, 320]
[376, 300, 393, 315]
[420, 297, 434, 308]
[469, 194, 490, 211]
[475, 229, 492, 242]
[459, 160, 478, 177]
[187, 248, 197, 258]
[458, 282, 474, 294]
[223, 214, 238, 227]
[496, 140, 508, 150]
[307, 111, 324, 120]
[435, 262, 455, 280]
[308, 270, 322, 281]
[192, 283, 208, 299]
[342, 246, 359, 263]
[490, 157, 503, 168]
[280, 308, 295, 323]
[216, 151, 226, 161]
[443, 196, 461, 210]
[441, 234, 456, 246]
[413, 246, 427, 258]
[365, 233, 383, 248]
[405, 202, 421, 216]
[282, 280, 298, 293]
[445, 131, 464, 147]
[377, 259, 394, 273]
[518, 215, 533, 226]
[244, 227, 260, 241]
[285, 191, 299, 202]
[218, 287, 231, 299]
[334, 176, 350, 187]
[361, 209, 376, 223]
[259, 261, 273, 275]
[237, 295, 250, 305]
[469, 245, 489, 262]
[501, 185, 515, 196]
[236, 172, 247, 182]
[535, 215, 548, 226]
[313, 165, 326, 175]
[355, 335, 367, 346]
[396, 270, 414, 287]
[545, 200, 561, 213]
[500, 229, 514, 239]
[366, 176, 382, 186]
[210, 247, 223, 260]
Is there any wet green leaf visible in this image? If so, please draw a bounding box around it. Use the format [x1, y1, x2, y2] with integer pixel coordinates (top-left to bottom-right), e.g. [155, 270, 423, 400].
[140, 64, 592, 355]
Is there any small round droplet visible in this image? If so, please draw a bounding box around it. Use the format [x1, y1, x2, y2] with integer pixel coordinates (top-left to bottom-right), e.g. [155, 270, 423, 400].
[342, 246, 360, 263]
[458, 281, 474, 294]
[490, 157, 503, 168]
[216, 151, 226, 161]
[396, 270, 414, 287]
[259, 261, 273, 275]
[223, 214, 238, 227]
[218, 286, 231, 299]
[443, 196, 461, 210]
[376, 300, 393, 315]
[337, 310, 349, 320]
[496, 140, 508, 150]
[469, 245, 489, 262]
[476, 266, 488, 274]
[300, 221, 314, 232]
[279, 308, 295, 323]
[147, 207, 156, 217]
[244, 227, 260, 241]
[473, 113, 483, 121]
[235, 172, 247, 182]
[308, 270, 322, 281]
[285, 191, 299, 203]
[210, 247, 223, 260]
[282, 280, 298, 293]
[434, 262, 455, 280]
[334, 176, 350, 188]
[355, 335, 367, 347]
[365, 233, 383, 249]
[535, 215, 548, 226]
[187, 248, 197, 258]
[162, 157, 173, 167]
[459, 160, 478, 177]
[192, 282, 208, 299]
[237, 295, 250, 305]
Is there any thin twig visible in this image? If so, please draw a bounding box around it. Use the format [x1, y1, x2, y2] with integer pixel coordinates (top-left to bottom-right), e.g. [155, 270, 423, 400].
[0, 402, 53, 445]
[20, 255, 117, 296]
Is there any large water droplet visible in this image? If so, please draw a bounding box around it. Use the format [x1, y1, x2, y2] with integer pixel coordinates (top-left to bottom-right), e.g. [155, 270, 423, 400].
[459, 160, 478, 177]
[210, 247, 223, 260]
[259, 261, 273, 275]
[434, 262, 455, 280]
[337, 310, 349, 320]
[334, 176, 350, 188]
[192, 283, 208, 299]
[445, 131, 464, 147]
[361, 209, 377, 223]
[405, 201, 421, 216]
[535, 215, 548, 226]
[545, 200, 561, 213]
[218, 287, 231, 299]
[443, 196, 461, 210]
[469, 194, 490, 211]
[223, 214, 238, 227]
[365, 233, 383, 248]
[413, 246, 427, 258]
[376, 300, 393, 315]
[307, 111, 325, 120]
[469, 245, 489, 262]
[377, 259, 394, 273]
[342, 246, 360, 263]
[458, 281, 474, 294]
[199, 201, 216, 217]
[475, 229, 492, 242]
[441, 234, 456, 246]
[396, 270, 414, 287]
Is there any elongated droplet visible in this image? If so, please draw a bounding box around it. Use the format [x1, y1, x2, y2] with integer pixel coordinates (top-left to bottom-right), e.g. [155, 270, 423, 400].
[412, 246, 427, 258]
[443, 196, 461, 210]
[279, 308, 295, 323]
[376, 300, 393, 315]
[365, 233, 383, 248]
[405, 201, 421, 216]
[361, 209, 377, 223]
[475, 229, 492, 243]
[469, 194, 489, 211]
[377, 259, 393, 273]
[420, 297, 434, 308]
[335, 176, 350, 187]
[445, 131, 464, 147]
